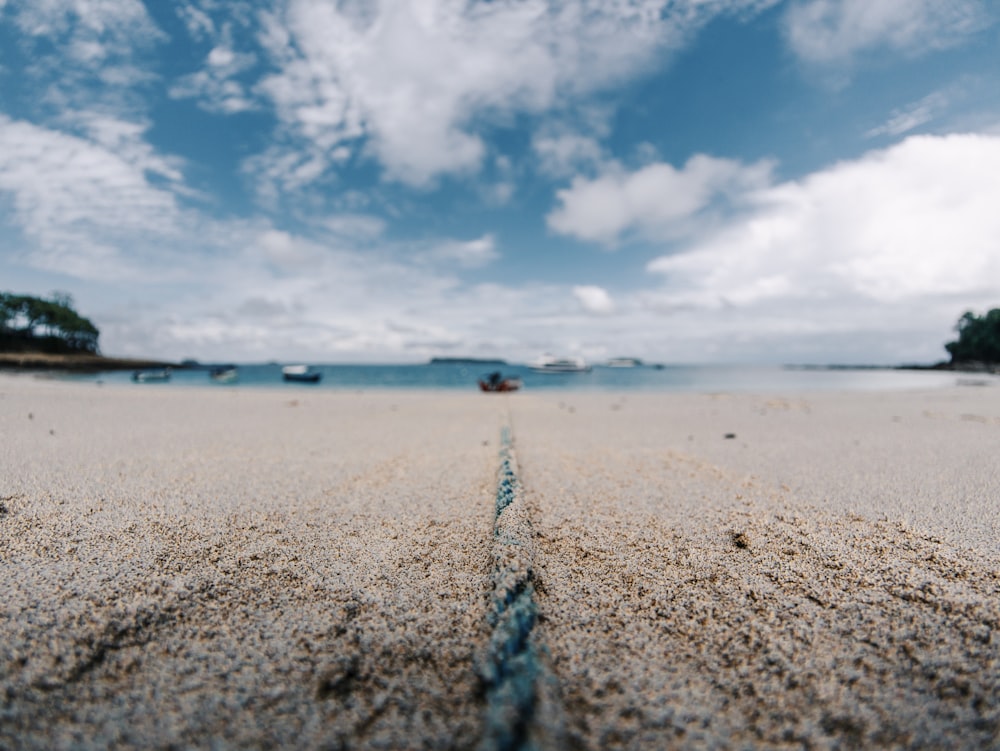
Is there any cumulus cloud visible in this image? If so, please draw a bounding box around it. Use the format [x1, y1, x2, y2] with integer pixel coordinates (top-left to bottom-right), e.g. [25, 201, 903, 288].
[573, 285, 615, 315]
[645, 133, 1000, 340]
[0, 116, 184, 277]
[784, 0, 992, 65]
[547, 154, 774, 245]
[249, 0, 779, 187]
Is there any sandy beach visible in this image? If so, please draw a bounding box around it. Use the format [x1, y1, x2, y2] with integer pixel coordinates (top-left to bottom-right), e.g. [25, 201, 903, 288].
[2, 374, 998, 749]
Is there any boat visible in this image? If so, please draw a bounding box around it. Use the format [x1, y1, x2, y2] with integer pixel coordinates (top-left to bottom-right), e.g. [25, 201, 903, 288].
[478, 372, 522, 392]
[132, 368, 172, 383]
[529, 354, 591, 373]
[209, 365, 238, 383]
[282, 364, 322, 383]
[605, 357, 643, 368]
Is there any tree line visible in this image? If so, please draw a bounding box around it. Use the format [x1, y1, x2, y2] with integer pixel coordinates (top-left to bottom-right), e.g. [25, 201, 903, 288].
[946, 308, 1000, 365]
[0, 292, 100, 354]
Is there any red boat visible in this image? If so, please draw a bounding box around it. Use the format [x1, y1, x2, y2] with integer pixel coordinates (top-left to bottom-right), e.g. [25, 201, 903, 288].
[478, 372, 522, 392]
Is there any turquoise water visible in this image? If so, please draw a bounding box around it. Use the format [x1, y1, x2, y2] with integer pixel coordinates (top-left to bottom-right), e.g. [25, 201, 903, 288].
[64, 362, 975, 393]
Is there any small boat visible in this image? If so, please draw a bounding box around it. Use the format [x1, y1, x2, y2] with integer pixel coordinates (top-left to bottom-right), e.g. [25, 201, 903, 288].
[478, 372, 522, 392]
[605, 357, 643, 368]
[209, 365, 238, 383]
[282, 364, 322, 383]
[529, 354, 591, 373]
[132, 368, 172, 383]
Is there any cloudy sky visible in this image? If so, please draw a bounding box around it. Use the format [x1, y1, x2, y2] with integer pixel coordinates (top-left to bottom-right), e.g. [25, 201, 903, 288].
[1, 0, 998, 364]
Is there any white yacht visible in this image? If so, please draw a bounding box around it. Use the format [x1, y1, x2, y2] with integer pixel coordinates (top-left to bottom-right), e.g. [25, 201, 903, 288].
[529, 354, 591, 373]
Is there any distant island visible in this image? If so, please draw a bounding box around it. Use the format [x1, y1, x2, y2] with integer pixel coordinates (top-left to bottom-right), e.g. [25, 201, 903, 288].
[0, 351, 177, 372]
[429, 357, 507, 365]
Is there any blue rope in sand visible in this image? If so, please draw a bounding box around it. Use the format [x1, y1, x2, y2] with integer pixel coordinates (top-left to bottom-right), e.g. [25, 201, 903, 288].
[478, 426, 546, 751]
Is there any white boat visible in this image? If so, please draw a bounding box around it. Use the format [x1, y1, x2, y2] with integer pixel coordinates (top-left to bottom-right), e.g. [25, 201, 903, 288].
[605, 357, 643, 368]
[529, 354, 591, 373]
[132, 368, 172, 383]
[282, 364, 322, 383]
[209, 365, 238, 383]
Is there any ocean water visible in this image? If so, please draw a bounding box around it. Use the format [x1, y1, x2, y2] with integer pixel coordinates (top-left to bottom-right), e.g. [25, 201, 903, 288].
[63, 362, 979, 393]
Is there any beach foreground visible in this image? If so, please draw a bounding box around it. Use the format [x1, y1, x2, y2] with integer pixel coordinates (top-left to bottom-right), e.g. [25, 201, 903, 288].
[1, 375, 998, 749]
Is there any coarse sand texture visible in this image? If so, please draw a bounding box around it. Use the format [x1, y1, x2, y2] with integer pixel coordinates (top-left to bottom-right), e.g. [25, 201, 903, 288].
[2, 375, 999, 749]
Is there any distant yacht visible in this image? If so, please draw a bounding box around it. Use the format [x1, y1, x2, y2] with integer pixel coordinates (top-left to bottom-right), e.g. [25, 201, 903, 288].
[605, 357, 643, 368]
[529, 354, 591, 373]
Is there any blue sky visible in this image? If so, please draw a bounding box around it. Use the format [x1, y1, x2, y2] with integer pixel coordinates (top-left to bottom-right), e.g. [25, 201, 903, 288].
[1, 0, 999, 364]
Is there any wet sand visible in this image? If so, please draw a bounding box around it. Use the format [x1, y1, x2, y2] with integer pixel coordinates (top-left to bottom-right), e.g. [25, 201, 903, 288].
[1, 375, 998, 749]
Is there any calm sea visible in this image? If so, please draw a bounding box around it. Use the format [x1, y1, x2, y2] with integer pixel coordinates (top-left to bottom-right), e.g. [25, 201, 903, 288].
[64, 362, 981, 393]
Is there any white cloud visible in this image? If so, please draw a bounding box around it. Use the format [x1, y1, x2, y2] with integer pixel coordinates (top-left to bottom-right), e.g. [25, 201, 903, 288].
[573, 285, 615, 315]
[533, 129, 605, 177]
[644, 133, 1000, 354]
[7, 0, 163, 55]
[866, 91, 952, 139]
[169, 22, 259, 114]
[74, 113, 185, 183]
[176, 2, 216, 40]
[784, 0, 992, 65]
[547, 154, 774, 245]
[424, 234, 499, 268]
[242, 144, 337, 202]
[0, 116, 184, 277]
[250, 0, 779, 187]
[322, 213, 386, 241]
[4, 0, 165, 108]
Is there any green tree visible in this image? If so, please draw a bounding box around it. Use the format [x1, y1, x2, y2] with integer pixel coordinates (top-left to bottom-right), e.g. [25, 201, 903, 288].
[945, 308, 1000, 364]
[0, 292, 100, 354]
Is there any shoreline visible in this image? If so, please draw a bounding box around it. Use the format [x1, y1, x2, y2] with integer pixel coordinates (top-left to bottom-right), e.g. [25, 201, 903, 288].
[3, 350, 998, 375]
[0, 351, 178, 372]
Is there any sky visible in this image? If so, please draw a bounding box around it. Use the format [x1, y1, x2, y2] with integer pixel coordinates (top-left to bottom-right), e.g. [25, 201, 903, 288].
[1, 0, 999, 365]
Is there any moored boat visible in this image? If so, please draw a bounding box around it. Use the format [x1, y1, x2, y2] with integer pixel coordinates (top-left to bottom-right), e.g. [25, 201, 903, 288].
[529, 354, 591, 373]
[132, 368, 172, 383]
[478, 372, 522, 392]
[282, 364, 322, 383]
[209, 365, 238, 383]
